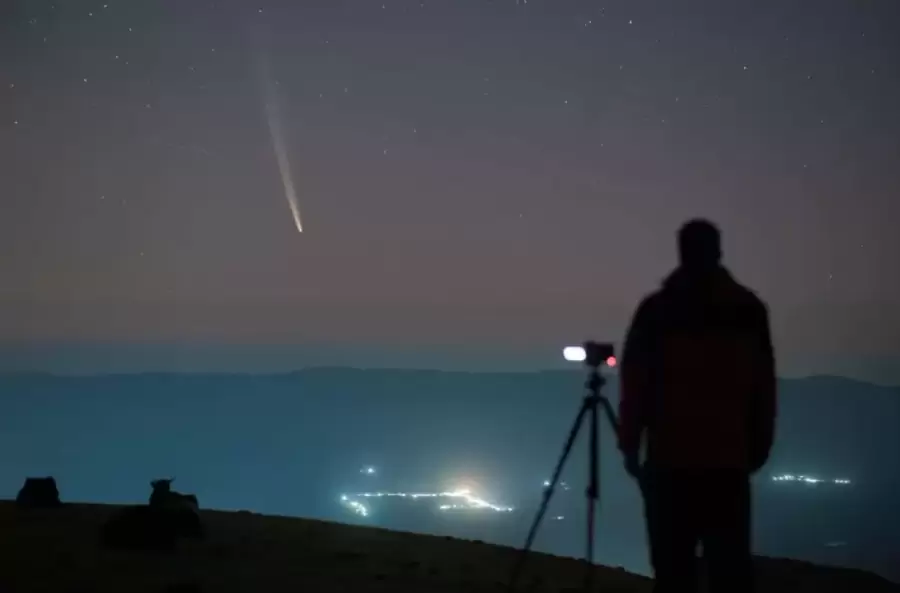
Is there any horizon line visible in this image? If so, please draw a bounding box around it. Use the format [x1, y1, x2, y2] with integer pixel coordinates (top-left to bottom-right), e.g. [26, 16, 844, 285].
[0, 367, 896, 388]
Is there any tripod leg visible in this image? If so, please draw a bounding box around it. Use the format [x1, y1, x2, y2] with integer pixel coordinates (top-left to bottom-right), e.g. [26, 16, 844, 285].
[599, 395, 620, 434]
[508, 399, 590, 592]
[584, 399, 599, 591]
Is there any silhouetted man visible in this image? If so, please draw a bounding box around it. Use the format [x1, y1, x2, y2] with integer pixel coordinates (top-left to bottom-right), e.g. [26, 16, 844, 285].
[618, 219, 776, 593]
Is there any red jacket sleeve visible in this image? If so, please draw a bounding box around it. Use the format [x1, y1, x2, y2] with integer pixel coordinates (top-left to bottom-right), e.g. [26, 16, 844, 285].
[618, 297, 655, 458]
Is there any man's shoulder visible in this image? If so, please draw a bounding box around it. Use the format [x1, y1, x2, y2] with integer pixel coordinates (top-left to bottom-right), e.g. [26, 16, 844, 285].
[635, 290, 665, 316]
[730, 280, 769, 317]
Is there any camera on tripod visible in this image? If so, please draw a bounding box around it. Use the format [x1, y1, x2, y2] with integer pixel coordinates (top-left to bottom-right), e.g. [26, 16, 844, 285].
[563, 341, 617, 368]
[510, 340, 620, 592]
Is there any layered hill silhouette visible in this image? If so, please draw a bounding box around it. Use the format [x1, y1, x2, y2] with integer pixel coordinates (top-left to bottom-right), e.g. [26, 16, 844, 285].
[2, 500, 899, 593]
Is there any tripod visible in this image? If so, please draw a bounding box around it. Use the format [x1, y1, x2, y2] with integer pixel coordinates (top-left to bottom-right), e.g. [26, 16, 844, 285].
[509, 363, 619, 592]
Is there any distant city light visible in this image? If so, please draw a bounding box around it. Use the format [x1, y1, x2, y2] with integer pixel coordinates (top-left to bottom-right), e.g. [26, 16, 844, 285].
[771, 473, 852, 486]
[542, 480, 570, 491]
[345, 500, 369, 517]
[339, 489, 514, 514]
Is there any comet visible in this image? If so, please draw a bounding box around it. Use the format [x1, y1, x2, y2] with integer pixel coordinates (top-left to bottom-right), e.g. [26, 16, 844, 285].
[257, 51, 303, 234]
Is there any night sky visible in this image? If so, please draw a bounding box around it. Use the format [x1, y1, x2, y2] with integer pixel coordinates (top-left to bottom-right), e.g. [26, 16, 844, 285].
[2, 0, 898, 381]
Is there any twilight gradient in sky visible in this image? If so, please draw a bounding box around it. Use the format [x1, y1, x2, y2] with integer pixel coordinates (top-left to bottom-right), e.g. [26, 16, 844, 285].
[1, 1, 898, 380]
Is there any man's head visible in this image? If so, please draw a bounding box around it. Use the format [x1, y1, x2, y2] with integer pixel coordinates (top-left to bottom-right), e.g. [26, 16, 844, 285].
[677, 219, 722, 270]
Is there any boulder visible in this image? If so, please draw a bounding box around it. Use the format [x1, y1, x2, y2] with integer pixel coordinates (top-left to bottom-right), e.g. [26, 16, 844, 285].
[16, 477, 62, 509]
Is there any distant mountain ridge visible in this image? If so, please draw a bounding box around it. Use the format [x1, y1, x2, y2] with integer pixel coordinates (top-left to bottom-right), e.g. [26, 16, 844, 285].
[3, 367, 899, 386]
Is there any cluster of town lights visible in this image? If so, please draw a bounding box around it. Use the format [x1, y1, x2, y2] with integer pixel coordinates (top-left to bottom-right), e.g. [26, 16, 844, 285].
[340, 488, 514, 517]
[771, 474, 851, 485]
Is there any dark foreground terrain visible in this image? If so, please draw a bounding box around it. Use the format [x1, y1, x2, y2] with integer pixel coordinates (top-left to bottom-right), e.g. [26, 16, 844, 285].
[1, 502, 898, 593]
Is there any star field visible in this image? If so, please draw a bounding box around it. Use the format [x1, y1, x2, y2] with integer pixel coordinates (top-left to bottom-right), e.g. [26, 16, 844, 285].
[1, 0, 898, 380]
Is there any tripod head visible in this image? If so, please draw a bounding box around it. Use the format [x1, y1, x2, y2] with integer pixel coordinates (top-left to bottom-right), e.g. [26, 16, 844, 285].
[565, 341, 616, 401]
[587, 366, 606, 399]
